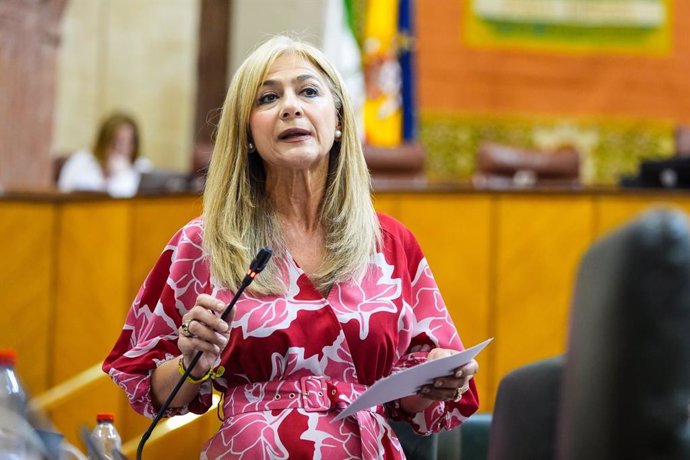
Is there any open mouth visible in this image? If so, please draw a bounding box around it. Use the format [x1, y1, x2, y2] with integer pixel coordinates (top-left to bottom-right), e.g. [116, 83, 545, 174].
[278, 128, 311, 140]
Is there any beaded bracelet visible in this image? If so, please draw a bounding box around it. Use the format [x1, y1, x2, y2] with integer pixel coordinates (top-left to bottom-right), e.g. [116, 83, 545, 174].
[177, 357, 225, 384]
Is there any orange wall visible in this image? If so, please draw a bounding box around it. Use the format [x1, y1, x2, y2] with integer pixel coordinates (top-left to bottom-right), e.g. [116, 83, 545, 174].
[417, 0, 690, 123]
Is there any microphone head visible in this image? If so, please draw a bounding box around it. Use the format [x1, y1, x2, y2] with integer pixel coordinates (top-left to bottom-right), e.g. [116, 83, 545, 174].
[249, 247, 273, 274]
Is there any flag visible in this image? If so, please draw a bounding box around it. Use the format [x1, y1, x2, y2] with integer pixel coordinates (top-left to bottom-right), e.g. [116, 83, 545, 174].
[362, 0, 402, 147]
[399, 0, 417, 142]
[363, 0, 417, 147]
[322, 0, 366, 139]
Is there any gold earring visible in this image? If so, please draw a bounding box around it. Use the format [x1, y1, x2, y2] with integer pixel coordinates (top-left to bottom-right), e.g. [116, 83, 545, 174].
[335, 129, 342, 140]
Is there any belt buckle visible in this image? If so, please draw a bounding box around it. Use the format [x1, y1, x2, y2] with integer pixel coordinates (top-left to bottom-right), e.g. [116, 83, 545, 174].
[299, 376, 329, 412]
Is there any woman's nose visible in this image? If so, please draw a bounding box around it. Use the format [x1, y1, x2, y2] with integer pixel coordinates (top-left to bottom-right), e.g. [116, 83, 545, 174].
[280, 91, 302, 118]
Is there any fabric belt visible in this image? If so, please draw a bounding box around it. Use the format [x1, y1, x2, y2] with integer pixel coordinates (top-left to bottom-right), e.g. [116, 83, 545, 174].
[222, 376, 379, 417]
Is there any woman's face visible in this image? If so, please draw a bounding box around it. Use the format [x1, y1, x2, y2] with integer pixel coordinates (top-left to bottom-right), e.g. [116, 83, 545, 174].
[110, 123, 136, 160]
[249, 53, 338, 175]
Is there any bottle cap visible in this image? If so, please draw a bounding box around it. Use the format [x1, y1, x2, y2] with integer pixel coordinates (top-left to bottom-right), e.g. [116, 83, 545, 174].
[0, 349, 17, 366]
[96, 413, 115, 423]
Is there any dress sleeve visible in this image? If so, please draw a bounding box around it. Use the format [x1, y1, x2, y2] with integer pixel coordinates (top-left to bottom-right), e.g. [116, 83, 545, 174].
[102, 218, 214, 418]
[383, 219, 480, 434]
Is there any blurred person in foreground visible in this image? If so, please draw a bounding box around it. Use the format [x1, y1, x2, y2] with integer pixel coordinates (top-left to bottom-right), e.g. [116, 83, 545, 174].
[103, 35, 479, 458]
[57, 112, 152, 197]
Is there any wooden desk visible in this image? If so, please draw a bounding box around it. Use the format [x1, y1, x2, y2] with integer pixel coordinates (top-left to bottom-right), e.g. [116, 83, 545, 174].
[375, 184, 690, 411]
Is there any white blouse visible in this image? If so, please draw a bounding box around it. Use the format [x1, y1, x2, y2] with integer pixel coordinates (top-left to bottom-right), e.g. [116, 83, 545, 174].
[57, 149, 152, 198]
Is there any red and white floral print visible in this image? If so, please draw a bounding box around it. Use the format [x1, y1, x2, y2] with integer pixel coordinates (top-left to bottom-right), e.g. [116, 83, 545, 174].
[103, 214, 479, 459]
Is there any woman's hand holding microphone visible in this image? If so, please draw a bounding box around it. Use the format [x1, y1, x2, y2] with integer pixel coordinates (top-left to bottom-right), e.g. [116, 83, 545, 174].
[177, 294, 234, 381]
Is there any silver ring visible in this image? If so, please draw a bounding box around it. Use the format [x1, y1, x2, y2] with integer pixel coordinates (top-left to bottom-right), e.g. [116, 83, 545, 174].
[180, 319, 194, 338]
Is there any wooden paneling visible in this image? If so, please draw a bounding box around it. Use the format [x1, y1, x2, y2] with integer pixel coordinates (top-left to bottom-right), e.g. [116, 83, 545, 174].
[394, 193, 493, 409]
[492, 195, 594, 407]
[595, 194, 690, 238]
[129, 196, 202, 299]
[120, 406, 153, 446]
[54, 201, 131, 383]
[373, 192, 402, 219]
[0, 202, 55, 394]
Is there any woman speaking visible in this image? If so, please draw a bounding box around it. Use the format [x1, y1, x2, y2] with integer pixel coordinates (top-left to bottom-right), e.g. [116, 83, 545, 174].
[103, 35, 479, 459]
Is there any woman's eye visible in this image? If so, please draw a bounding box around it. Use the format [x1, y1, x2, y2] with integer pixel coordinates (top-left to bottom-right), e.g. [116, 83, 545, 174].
[258, 93, 278, 105]
[302, 87, 319, 97]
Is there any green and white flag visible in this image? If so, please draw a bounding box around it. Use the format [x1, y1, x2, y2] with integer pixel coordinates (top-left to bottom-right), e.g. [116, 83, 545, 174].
[322, 0, 365, 139]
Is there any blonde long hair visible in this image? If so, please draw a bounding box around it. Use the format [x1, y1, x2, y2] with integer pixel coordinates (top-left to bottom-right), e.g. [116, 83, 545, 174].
[202, 35, 380, 295]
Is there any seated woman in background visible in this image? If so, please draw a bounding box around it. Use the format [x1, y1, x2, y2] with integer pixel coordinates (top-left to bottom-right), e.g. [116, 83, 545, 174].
[57, 112, 152, 197]
[103, 35, 479, 458]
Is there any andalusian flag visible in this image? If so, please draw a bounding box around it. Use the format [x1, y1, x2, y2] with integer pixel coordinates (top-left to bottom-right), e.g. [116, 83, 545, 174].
[323, 0, 366, 139]
[324, 0, 417, 147]
[362, 0, 417, 147]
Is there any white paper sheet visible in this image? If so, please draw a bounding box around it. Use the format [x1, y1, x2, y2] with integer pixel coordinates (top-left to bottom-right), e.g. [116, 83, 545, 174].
[333, 338, 493, 421]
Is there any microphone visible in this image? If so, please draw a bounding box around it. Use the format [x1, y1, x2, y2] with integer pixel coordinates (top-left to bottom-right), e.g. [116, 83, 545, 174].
[136, 246, 273, 460]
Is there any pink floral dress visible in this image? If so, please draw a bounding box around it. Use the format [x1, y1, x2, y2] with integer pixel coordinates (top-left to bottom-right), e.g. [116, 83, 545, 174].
[103, 213, 479, 459]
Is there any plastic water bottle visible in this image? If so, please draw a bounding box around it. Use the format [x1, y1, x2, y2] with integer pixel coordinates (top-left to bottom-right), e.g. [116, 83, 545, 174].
[0, 349, 27, 414]
[89, 413, 122, 460]
[0, 349, 30, 459]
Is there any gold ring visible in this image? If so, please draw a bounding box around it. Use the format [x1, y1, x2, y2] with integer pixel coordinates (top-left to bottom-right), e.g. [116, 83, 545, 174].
[180, 319, 194, 338]
[454, 387, 463, 402]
